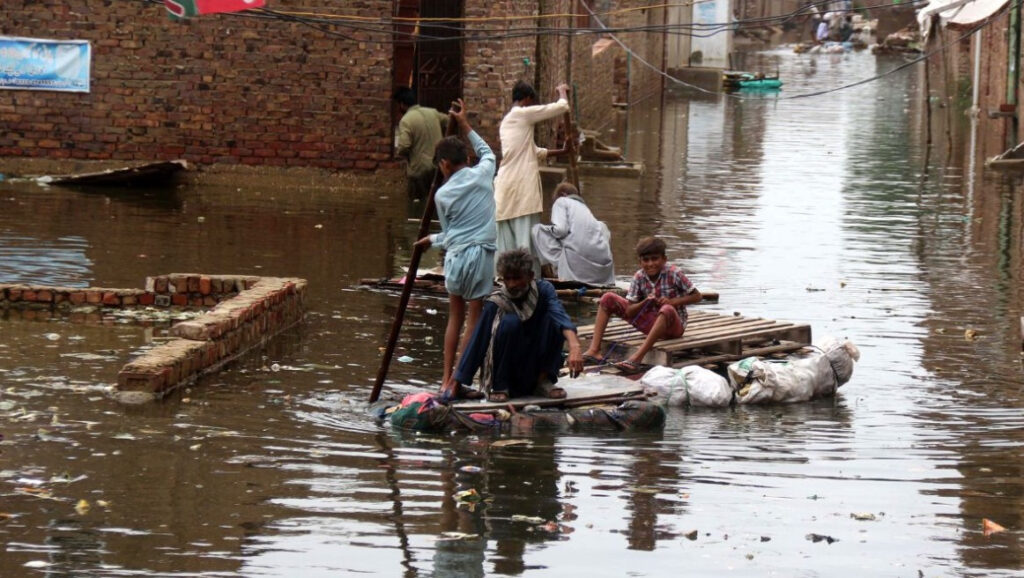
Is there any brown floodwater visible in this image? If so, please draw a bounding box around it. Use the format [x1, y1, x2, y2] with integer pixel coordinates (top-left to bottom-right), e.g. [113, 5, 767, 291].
[2, 49, 1024, 577]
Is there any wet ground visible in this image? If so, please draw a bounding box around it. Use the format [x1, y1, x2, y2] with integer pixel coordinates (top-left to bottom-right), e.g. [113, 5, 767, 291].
[2, 48, 1024, 577]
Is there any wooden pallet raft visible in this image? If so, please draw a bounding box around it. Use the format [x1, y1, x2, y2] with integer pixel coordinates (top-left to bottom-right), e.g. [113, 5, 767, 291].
[576, 311, 812, 368]
[357, 275, 720, 305]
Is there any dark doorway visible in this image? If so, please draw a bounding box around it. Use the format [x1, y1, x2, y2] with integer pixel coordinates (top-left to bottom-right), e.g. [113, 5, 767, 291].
[392, 1, 464, 126]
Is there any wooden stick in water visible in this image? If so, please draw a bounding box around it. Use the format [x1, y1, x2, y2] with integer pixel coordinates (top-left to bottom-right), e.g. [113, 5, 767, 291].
[370, 107, 459, 403]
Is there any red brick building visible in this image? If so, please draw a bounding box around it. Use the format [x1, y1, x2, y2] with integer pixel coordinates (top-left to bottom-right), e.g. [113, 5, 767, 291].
[0, 1, 664, 172]
[922, 0, 1022, 163]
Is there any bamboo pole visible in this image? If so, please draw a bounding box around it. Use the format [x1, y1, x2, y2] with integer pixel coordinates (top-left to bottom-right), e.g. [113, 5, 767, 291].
[369, 109, 459, 403]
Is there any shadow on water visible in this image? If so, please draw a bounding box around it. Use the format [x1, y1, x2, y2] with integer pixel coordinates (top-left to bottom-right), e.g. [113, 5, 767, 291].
[3, 49, 1024, 576]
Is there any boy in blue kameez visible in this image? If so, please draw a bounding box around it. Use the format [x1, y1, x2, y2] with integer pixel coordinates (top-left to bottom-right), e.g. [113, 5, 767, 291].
[414, 99, 496, 400]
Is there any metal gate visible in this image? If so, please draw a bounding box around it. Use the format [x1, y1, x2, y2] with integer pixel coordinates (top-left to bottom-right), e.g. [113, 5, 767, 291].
[392, 0, 463, 113]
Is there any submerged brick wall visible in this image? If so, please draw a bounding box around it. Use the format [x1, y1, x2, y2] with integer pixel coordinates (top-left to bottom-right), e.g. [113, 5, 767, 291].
[0, 274, 306, 398]
[119, 275, 306, 396]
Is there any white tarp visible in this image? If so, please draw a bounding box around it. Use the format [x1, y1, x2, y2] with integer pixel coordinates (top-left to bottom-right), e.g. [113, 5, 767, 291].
[918, 0, 1009, 39]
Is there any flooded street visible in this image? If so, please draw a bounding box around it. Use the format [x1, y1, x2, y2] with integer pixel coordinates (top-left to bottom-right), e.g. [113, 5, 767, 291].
[3, 49, 1024, 577]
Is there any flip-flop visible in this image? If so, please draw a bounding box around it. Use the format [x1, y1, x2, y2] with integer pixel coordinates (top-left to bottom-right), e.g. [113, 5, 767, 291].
[535, 380, 567, 399]
[614, 360, 646, 375]
[487, 391, 510, 403]
[582, 354, 604, 365]
[457, 384, 485, 400]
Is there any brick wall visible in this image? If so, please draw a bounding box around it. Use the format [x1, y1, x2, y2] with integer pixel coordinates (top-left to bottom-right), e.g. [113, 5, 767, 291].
[462, 0, 542, 144]
[571, 1, 665, 132]
[119, 275, 306, 396]
[474, 0, 665, 144]
[2, 0, 664, 171]
[942, 11, 1021, 162]
[0, 273, 306, 398]
[1, 0, 395, 170]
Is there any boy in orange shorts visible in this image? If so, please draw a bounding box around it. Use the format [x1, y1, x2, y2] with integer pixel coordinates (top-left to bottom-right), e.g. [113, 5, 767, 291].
[581, 237, 702, 373]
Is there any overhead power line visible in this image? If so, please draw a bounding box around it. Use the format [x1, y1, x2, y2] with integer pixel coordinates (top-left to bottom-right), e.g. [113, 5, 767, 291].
[129, 0, 976, 101]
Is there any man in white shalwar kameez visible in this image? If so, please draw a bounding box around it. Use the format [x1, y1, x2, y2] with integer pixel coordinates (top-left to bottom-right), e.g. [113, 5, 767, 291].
[532, 182, 615, 285]
[493, 80, 570, 278]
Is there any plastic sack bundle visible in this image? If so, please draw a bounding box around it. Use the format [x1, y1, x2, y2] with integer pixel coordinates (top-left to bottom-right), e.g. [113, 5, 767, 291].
[640, 365, 733, 408]
[727, 337, 860, 405]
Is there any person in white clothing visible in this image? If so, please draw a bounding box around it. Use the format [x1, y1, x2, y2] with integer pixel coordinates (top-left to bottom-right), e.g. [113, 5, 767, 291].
[493, 80, 570, 278]
[532, 182, 615, 285]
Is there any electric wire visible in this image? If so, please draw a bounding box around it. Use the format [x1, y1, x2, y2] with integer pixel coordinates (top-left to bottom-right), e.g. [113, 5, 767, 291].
[582, 0, 1010, 100]
[138, 0, 986, 102]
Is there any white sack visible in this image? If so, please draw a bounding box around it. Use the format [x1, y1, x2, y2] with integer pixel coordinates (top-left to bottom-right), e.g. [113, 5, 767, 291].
[727, 336, 859, 405]
[641, 365, 733, 408]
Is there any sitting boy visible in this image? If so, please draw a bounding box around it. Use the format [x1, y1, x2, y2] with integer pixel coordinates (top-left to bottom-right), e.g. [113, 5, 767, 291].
[581, 237, 702, 373]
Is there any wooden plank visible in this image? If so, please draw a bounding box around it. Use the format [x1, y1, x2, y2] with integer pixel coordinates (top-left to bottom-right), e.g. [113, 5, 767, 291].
[576, 310, 720, 335]
[673, 319, 782, 339]
[450, 382, 645, 411]
[660, 322, 805, 350]
[578, 311, 812, 368]
[673, 341, 811, 367]
[600, 320, 797, 351]
[45, 160, 188, 187]
[666, 324, 812, 356]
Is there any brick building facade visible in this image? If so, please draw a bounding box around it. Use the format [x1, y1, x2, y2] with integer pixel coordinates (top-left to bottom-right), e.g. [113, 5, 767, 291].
[924, 2, 1022, 164]
[1, 0, 664, 173]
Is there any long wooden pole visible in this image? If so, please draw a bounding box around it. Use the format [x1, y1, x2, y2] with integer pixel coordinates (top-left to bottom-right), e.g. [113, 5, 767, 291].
[563, 105, 580, 189]
[564, 12, 579, 189]
[370, 110, 458, 403]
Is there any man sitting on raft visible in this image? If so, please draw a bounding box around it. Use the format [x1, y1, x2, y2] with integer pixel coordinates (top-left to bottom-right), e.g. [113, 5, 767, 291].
[446, 248, 585, 402]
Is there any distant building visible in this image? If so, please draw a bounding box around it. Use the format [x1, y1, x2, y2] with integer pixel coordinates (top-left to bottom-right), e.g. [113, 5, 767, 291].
[919, 0, 1022, 160]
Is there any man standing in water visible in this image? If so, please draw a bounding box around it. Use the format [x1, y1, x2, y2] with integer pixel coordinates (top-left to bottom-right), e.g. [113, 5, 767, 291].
[493, 80, 570, 278]
[414, 99, 496, 400]
[393, 87, 447, 199]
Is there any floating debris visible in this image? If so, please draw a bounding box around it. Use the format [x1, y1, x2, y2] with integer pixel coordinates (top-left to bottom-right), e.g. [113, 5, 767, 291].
[60, 352, 119, 362]
[437, 532, 479, 541]
[806, 533, 839, 544]
[983, 518, 1007, 536]
[851, 512, 877, 521]
[49, 473, 87, 484]
[111, 391, 156, 405]
[454, 489, 482, 503]
[490, 439, 532, 448]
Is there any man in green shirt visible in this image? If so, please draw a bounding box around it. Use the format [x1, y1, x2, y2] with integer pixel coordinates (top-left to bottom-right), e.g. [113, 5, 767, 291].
[393, 87, 448, 199]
